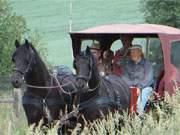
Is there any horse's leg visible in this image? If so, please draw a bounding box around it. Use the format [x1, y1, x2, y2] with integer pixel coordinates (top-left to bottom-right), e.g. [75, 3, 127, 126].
[23, 104, 44, 128]
[48, 105, 61, 121]
[48, 106, 66, 134]
[82, 107, 110, 121]
[48, 105, 78, 135]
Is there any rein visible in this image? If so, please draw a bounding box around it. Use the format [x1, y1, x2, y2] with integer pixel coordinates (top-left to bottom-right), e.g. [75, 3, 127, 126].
[76, 70, 100, 92]
[87, 81, 100, 92]
[26, 73, 78, 95]
[13, 48, 78, 95]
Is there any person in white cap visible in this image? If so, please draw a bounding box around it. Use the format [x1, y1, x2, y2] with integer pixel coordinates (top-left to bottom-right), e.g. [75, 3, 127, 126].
[122, 44, 154, 115]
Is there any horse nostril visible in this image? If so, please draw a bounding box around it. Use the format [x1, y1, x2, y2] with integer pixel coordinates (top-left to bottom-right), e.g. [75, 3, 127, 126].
[15, 80, 19, 84]
[76, 80, 86, 89]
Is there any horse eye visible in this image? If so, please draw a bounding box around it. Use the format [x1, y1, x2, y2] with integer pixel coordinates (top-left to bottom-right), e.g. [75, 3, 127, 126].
[12, 58, 15, 63]
[12, 59, 15, 63]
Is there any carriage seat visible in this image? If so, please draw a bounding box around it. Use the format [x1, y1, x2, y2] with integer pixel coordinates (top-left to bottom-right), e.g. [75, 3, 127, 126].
[53, 65, 74, 77]
[53, 65, 77, 93]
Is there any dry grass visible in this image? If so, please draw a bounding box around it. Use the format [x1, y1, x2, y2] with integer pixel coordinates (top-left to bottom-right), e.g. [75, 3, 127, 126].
[0, 89, 179, 135]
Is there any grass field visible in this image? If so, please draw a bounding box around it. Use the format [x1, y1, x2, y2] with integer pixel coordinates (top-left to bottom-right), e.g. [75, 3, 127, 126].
[0, 90, 179, 135]
[9, 0, 144, 68]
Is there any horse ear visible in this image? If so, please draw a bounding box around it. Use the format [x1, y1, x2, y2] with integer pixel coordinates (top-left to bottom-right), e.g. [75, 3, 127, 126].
[86, 46, 91, 55]
[25, 39, 30, 49]
[15, 40, 20, 48]
[25, 39, 29, 44]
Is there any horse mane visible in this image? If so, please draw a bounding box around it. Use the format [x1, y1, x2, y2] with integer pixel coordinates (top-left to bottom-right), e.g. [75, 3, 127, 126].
[80, 51, 97, 64]
[29, 44, 41, 60]
[28, 43, 48, 71]
[78, 50, 100, 86]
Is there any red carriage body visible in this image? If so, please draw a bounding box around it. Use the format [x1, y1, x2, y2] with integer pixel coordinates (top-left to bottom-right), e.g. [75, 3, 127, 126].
[70, 24, 180, 111]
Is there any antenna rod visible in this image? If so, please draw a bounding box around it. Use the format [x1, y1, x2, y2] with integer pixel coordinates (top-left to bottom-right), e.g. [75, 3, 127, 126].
[69, 0, 73, 32]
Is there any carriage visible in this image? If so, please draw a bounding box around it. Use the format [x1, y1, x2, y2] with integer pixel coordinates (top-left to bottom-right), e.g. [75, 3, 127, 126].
[70, 24, 180, 112]
[11, 24, 180, 133]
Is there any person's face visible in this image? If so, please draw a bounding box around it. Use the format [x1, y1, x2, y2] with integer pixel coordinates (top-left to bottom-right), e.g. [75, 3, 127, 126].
[121, 36, 133, 48]
[103, 51, 114, 61]
[90, 49, 101, 60]
[129, 49, 142, 62]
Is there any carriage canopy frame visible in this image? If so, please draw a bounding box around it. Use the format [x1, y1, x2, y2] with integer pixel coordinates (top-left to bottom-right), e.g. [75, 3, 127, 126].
[70, 24, 180, 95]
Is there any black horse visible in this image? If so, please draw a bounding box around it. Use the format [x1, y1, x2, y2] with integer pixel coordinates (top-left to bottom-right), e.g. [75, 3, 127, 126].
[74, 47, 130, 123]
[11, 39, 77, 133]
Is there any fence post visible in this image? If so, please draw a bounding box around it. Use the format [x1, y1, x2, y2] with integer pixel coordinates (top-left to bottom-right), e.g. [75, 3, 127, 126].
[13, 88, 21, 118]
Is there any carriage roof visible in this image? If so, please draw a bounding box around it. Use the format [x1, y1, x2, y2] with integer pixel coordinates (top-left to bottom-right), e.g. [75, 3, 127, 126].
[70, 24, 180, 58]
[70, 24, 180, 35]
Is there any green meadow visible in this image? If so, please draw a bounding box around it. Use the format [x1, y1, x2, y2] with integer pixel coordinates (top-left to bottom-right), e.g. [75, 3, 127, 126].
[9, 0, 143, 68]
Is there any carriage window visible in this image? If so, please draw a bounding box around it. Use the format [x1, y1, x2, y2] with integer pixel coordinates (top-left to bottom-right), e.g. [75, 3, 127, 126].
[171, 41, 180, 74]
[81, 40, 99, 51]
[148, 38, 163, 78]
[111, 40, 122, 52]
[110, 37, 163, 79]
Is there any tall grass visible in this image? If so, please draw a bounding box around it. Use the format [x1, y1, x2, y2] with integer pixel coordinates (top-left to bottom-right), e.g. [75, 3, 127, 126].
[0, 89, 179, 135]
[80, 90, 180, 135]
[0, 104, 27, 135]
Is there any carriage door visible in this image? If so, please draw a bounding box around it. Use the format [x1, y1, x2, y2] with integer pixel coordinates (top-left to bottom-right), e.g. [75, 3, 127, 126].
[147, 38, 164, 80]
[170, 40, 180, 89]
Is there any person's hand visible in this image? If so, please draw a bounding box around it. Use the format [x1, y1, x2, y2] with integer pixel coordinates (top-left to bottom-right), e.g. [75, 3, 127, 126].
[136, 87, 141, 95]
[103, 51, 108, 59]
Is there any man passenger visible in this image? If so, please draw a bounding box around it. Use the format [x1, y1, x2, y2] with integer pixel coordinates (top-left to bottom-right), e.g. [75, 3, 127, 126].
[113, 35, 133, 75]
[89, 42, 102, 64]
[122, 45, 154, 115]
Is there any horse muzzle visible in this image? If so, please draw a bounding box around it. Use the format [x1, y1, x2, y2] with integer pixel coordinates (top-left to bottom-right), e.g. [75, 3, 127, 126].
[11, 73, 24, 88]
[75, 78, 89, 91]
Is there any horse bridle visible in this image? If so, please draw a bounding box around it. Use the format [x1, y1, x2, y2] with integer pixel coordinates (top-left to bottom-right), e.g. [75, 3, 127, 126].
[13, 49, 35, 76]
[76, 56, 93, 82]
[76, 56, 100, 92]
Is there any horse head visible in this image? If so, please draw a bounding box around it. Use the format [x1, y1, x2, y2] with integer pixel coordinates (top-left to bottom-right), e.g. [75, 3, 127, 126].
[74, 46, 99, 91]
[11, 39, 36, 88]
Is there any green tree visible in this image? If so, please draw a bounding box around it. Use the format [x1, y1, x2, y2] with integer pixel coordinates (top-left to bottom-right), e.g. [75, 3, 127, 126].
[141, 0, 180, 28]
[0, 0, 27, 75]
[0, 0, 47, 75]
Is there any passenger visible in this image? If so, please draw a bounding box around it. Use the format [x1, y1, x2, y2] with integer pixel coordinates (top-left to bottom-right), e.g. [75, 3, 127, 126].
[113, 35, 133, 75]
[122, 45, 154, 115]
[89, 42, 102, 64]
[99, 49, 114, 76]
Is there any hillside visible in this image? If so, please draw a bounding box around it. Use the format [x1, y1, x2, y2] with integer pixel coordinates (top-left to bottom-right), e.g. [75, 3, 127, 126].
[9, 0, 144, 67]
